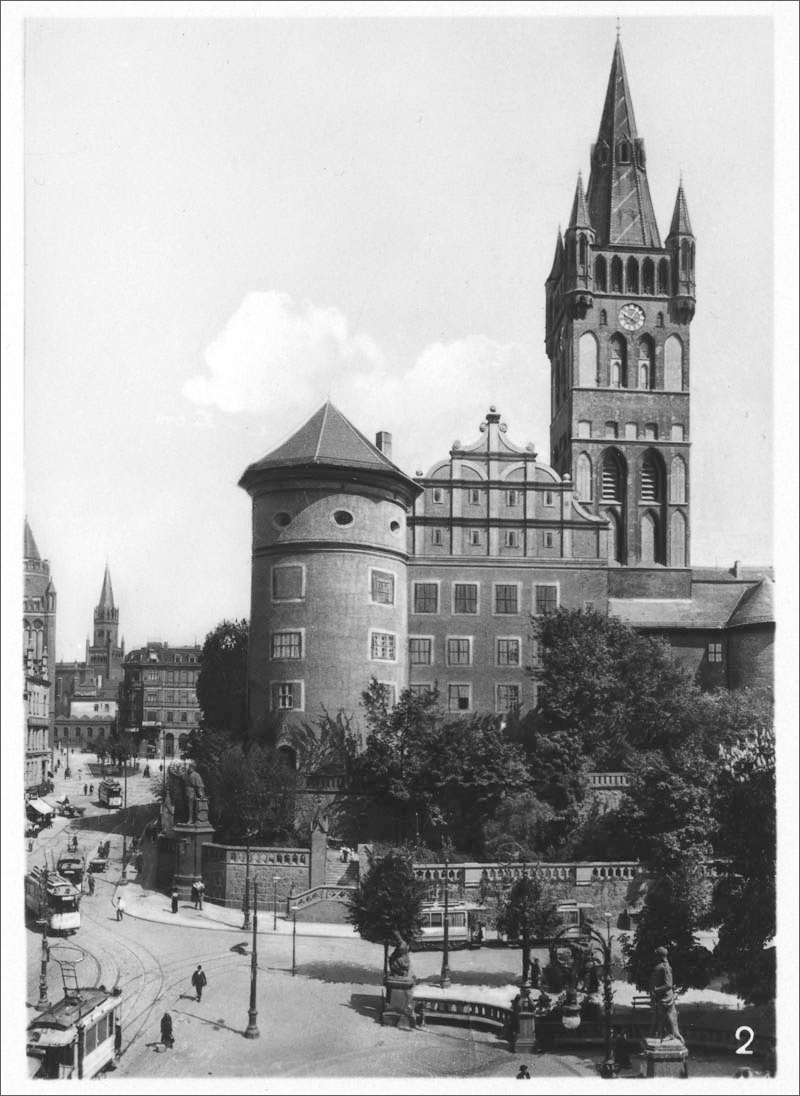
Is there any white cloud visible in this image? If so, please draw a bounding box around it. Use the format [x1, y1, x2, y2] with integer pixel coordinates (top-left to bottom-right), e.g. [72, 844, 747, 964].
[185, 291, 544, 476]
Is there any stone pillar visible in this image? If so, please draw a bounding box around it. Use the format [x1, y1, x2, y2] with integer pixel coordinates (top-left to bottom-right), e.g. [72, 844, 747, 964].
[644, 1037, 689, 1078]
[511, 994, 537, 1054]
[382, 977, 416, 1030]
[172, 795, 215, 900]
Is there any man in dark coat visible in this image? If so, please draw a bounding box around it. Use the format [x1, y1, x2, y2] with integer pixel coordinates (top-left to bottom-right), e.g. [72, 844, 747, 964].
[160, 1012, 174, 1049]
[191, 964, 208, 1002]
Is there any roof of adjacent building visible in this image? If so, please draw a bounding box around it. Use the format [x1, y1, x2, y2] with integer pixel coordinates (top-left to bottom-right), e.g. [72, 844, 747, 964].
[24, 519, 41, 562]
[586, 38, 662, 248]
[610, 578, 775, 631]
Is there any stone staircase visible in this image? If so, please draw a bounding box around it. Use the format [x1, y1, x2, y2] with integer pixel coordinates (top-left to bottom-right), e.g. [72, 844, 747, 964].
[325, 852, 359, 887]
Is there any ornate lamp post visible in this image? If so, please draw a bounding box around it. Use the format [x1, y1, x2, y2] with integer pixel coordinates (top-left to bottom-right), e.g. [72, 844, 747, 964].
[272, 874, 281, 932]
[552, 919, 614, 1070]
[291, 905, 298, 976]
[244, 880, 260, 1039]
[440, 834, 452, 989]
[36, 872, 51, 1011]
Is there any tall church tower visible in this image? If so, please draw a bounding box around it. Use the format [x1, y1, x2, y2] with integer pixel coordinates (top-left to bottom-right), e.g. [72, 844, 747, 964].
[86, 564, 125, 688]
[546, 37, 694, 568]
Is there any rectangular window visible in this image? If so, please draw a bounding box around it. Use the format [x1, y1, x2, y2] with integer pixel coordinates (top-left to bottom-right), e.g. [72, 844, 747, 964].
[447, 684, 471, 712]
[454, 583, 478, 614]
[496, 684, 520, 713]
[505, 489, 520, 507]
[167, 711, 174, 722]
[544, 491, 554, 506]
[467, 529, 481, 546]
[431, 528, 444, 546]
[534, 584, 559, 615]
[408, 684, 433, 699]
[544, 532, 554, 548]
[447, 638, 472, 666]
[644, 423, 658, 440]
[147, 710, 157, 721]
[496, 638, 521, 666]
[271, 682, 303, 711]
[87, 728, 93, 738]
[181, 711, 188, 722]
[533, 682, 546, 709]
[577, 421, 592, 438]
[468, 488, 481, 506]
[370, 569, 395, 605]
[409, 637, 432, 665]
[413, 583, 439, 614]
[145, 692, 158, 704]
[531, 639, 543, 668]
[707, 642, 723, 663]
[272, 564, 304, 601]
[432, 487, 444, 504]
[370, 632, 397, 661]
[271, 631, 303, 659]
[625, 422, 638, 440]
[504, 530, 520, 548]
[494, 584, 519, 614]
[145, 670, 159, 682]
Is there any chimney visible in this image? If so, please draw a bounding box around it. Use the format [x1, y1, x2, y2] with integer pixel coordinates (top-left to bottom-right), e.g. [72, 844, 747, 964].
[375, 431, 392, 461]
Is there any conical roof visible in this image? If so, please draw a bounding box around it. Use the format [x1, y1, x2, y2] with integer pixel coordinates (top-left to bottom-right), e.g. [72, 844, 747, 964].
[239, 401, 420, 500]
[97, 563, 115, 613]
[568, 172, 592, 230]
[546, 229, 564, 282]
[24, 519, 41, 562]
[667, 181, 694, 238]
[586, 39, 661, 248]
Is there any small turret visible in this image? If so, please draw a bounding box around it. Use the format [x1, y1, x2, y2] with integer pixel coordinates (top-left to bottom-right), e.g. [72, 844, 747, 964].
[563, 172, 595, 318]
[666, 179, 696, 323]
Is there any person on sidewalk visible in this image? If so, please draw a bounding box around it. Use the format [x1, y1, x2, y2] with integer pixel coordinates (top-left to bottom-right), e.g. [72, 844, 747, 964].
[191, 965, 208, 1002]
[171, 887, 179, 914]
[192, 880, 200, 909]
[88, 873, 96, 896]
[160, 1012, 174, 1050]
[116, 895, 125, 921]
[84, 784, 88, 796]
[89, 783, 94, 796]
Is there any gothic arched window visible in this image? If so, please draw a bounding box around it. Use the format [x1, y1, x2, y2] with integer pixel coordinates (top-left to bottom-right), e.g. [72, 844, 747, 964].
[626, 257, 639, 294]
[604, 509, 622, 564]
[640, 511, 658, 563]
[609, 334, 626, 388]
[579, 333, 598, 387]
[642, 258, 655, 294]
[656, 311, 664, 328]
[670, 456, 687, 504]
[681, 240, 691, 271]
[579, 235, 588, 269]
[618, 140, 631, 164]
[665, 335, 683, 390]
[611, 257, 623, 293]
[641, 451, 664, 502]
[657, 259, 669, 294]
[638, 335, 655, 390]
[670, 511, 687, 567]
[576, 453, 592, 501]
[595, 255, 607, 292]
[599, 308, 608, 326]
[601, 450, 625, 502]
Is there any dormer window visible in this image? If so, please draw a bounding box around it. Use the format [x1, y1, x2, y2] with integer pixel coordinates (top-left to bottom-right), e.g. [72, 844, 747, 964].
[618, 140, 631, 164]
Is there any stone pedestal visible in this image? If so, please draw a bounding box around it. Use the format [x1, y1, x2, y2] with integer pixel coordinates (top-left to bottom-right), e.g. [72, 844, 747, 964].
[382, 977, 416, 1030]
[172, 797, 215, 900]
[512, 1003, 537, 1053]
[644, 1037, 689, 1078]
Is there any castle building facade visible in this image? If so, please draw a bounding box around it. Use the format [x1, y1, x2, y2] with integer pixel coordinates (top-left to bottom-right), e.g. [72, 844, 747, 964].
[24, 520, 56, 794]
[239, 39, 773, 739]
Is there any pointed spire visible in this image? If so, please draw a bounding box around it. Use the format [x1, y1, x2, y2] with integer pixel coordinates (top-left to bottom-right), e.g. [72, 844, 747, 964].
[568, 172, 592, 229]
[667, 179, 694, 238]
[24, 519, 41, 562]
[97, 563, 115, 613]
[586, 38, 661, 247]
[546, 229, 564, 282]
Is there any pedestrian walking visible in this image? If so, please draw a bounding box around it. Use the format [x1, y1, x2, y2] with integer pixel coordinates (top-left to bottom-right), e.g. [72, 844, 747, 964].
[191, 964, 208, 1002]
[197, 881, 204, 910]
[88, 873, 96, 896]
[171, 887, 179, 914]
[192, 881, 200, 909]
[516, 1064, 531, 1079]
[114, 1023, 122, 1059]
[160, 1012, 174, 1050]
[116, 895, 125, 921]
[84, 783, 88, 796]
[89, 783, 94, 796]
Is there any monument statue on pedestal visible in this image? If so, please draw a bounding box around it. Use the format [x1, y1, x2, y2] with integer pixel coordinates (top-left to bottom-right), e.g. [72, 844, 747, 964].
[184, 764, 207, 824]
[648, 946, 684, 1043]
[383, 931, 416, 1030]
[388, 931, 412, 978]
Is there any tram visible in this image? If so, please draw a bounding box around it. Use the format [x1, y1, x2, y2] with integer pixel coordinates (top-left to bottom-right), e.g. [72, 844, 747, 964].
[25, 867, 81, 934]
[98, 779, 122, 808]
[27, 987, 122, 1080]
[412, 902, 486, 950]
[56, 854, 86, 888]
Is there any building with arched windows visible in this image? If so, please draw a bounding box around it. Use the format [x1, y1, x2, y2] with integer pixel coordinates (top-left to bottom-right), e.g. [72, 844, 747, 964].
[240, 38, 773, 736]
[24, 520, 56, 795]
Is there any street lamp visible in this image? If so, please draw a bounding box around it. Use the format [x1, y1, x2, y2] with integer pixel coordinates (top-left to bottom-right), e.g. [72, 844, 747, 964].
[440, 834, 452, 990]
[244, 880, 260, 1039]
[36, 871, 50, 1011]
[242, 830, 255, 931]
[273, 875, 281, 932]
[552, 919, 614, 1070]
[291, 906, 298, 976]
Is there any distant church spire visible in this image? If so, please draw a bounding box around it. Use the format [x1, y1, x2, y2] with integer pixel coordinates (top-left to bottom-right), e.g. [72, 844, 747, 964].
[97, 563, 115, 614]
[586, 37, 661, 248]
[24, 518, 41, 562]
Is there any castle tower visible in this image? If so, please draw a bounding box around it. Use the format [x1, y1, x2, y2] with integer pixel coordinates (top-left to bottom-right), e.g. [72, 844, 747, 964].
[546, 37, 693, 568]
[239, 401, 422, 739]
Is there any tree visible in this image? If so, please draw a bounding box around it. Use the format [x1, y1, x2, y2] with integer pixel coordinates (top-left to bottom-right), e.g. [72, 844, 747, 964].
[200, 743, 297, 845]
[708, 705, 776, 1003]
[195, 619, 249, 739]
[347, 850, 426, 975]
[495, 872, 561, 985]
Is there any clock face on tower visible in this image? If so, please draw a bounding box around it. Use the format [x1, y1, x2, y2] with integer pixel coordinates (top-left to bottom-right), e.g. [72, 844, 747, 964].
[619, 303, 645, 332]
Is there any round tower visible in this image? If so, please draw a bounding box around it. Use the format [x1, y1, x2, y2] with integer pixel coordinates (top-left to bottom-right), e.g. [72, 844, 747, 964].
[239, 402, 421, 740]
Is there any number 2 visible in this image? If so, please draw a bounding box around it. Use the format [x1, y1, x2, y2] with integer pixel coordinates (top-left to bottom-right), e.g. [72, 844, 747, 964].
[735, 1026, 755, 1055]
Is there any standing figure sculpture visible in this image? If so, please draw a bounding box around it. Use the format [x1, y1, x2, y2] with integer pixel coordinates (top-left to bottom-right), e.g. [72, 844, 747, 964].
[184, 764, 205, 824]
[649, 946, 684, 1042]
[388, 930, 412, 978]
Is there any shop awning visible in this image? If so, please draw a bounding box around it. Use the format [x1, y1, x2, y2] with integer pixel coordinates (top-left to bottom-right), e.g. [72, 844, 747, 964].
[27, 798, 54, 816]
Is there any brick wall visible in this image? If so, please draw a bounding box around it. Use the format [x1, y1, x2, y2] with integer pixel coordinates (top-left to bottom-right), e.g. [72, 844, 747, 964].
[201, 844, 311, 909]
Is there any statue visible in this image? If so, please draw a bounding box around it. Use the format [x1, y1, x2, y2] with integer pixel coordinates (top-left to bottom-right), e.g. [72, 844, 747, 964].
[388, 930, 412, 978]
[184, 764, 206, 825]
[649, 947, 684, 1043]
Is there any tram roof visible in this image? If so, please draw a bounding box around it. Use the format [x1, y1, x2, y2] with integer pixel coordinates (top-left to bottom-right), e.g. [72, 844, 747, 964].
[27, 989, 119, 1037]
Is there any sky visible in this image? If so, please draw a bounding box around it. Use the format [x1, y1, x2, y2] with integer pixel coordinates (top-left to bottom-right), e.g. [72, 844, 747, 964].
[5, 4, 793, 663]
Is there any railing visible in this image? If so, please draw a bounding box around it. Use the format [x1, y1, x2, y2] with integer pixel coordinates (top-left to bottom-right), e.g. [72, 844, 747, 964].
[587, 772, 631, 789]
[413, 995, 512, 1036]
[291, 884, 356, 911]
[419, 860, 646, 889]
[204, 844, 309, 868]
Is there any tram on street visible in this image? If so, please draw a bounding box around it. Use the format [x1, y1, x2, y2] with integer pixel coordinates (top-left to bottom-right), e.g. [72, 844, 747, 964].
[98, 779, 122, 808]
[25, 867, 82, 934]
[27, 987, 122, 1080]
[56, 854, 86, 888]
[413, 901, 485, 950]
